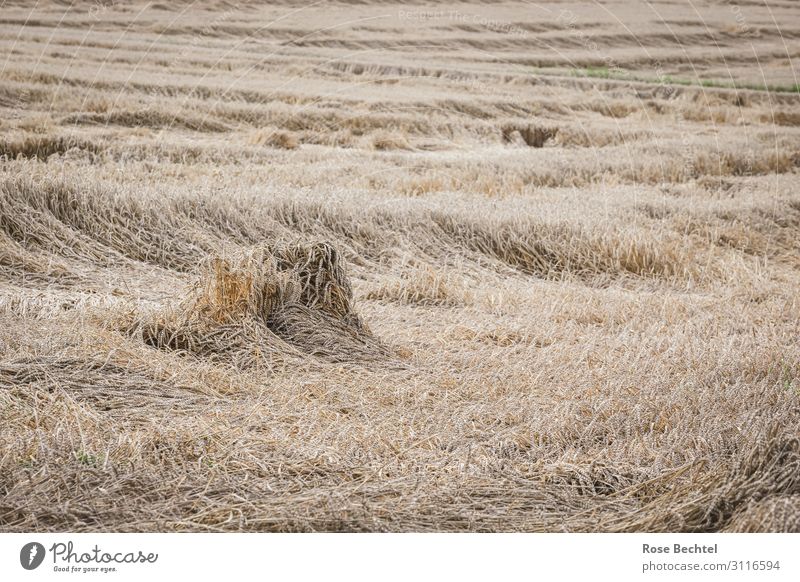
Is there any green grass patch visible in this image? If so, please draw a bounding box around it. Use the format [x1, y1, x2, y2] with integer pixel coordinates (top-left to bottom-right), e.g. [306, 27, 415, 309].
[547, 67, 800, 94]
[73, 450, 103, 467]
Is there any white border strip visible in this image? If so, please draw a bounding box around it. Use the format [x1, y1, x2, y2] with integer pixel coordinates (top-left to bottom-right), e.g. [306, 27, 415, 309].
[1, 533, 797, 581]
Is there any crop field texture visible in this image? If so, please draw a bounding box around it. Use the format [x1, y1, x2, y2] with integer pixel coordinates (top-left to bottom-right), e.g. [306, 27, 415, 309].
[0, 0, 799, 532]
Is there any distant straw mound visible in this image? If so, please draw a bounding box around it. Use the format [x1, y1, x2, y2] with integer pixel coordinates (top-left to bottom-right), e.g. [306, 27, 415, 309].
[132, 241, 390, 366]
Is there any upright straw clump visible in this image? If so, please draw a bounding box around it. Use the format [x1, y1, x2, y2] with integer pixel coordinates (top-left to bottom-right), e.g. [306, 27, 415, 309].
[136, 241, 388, 367]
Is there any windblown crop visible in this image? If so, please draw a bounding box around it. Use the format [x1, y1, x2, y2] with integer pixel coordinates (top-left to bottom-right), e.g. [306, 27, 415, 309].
[0, 0, 798, 532]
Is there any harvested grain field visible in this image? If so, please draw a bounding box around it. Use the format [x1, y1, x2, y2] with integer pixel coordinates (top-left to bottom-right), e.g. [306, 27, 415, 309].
[0, 0, 799, 532]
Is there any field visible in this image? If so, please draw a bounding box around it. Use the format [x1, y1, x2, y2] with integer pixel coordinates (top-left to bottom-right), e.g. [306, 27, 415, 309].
[1, 0, 799, 532]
